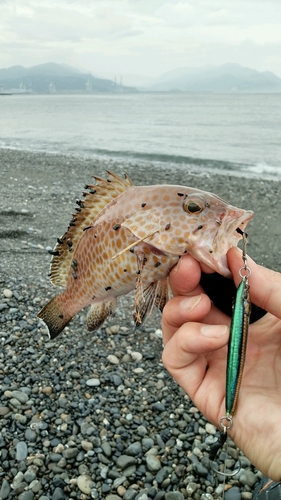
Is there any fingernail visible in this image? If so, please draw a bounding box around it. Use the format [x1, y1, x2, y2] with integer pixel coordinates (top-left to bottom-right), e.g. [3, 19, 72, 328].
[200, 324, 228, 338]
[180, 295, 202, 312]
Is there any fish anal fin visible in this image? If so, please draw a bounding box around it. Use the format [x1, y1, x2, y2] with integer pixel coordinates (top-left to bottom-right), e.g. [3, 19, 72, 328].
[50, 172, 134, 287]
[86, 299, 117, 332]
[38, 295, 73, 339]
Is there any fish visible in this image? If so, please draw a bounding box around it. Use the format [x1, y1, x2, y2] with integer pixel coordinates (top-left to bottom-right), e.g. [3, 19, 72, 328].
[38, 171, 253, 339]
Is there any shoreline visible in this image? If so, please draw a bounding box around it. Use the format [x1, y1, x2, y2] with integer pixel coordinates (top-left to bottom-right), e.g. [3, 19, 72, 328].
[1, 147, 280, 274]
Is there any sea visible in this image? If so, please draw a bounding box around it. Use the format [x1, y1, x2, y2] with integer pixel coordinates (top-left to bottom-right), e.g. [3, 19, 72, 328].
[0, 92, 281, 180]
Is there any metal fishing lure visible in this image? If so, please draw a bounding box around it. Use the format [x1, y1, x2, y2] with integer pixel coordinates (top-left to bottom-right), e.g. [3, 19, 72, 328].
[210, 233, 251, 476]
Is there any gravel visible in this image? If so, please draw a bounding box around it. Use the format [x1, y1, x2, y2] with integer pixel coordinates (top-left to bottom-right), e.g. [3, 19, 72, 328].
[0, 147, 275, 499]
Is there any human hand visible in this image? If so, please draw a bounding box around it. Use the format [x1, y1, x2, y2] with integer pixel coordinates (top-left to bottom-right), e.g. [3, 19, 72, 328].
[162, 247, 281, 480]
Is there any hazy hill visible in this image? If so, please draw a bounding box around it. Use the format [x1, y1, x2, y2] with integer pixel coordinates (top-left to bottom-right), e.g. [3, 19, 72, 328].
[148, 64, 281, 92]
[0, 62, 136, 93]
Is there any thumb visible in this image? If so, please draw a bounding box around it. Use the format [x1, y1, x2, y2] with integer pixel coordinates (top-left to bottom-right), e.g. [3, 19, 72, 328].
[228, 247, 281, 319]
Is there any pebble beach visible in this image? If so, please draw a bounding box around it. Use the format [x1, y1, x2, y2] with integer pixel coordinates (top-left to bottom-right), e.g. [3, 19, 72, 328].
[1, 148, 280, 500]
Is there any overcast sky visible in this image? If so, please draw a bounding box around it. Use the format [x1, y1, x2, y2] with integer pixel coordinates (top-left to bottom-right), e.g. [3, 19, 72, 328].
[1, 0, 281, 79]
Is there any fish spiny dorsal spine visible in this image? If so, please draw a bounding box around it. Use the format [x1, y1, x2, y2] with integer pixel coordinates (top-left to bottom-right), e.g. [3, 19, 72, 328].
[49, 171, 134, 287]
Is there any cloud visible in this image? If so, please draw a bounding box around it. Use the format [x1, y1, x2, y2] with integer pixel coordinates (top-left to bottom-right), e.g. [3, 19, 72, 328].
[0, 0, 281, 76]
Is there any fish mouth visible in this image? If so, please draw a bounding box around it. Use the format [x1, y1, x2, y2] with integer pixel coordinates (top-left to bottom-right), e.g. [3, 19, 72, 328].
[215, 210, 254, 276]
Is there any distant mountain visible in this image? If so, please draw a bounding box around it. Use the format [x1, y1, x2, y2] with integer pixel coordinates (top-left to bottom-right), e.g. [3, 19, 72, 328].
[0, 62, 136, 93]
[147, 64, 281, 93]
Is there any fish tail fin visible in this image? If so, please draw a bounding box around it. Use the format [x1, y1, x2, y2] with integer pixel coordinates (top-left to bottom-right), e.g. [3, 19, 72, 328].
[86, 299, 117, 331]
[38, 295, 73, 339]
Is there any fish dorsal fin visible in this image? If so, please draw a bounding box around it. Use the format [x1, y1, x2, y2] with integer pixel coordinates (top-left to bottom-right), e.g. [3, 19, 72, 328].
[50, 171, 134, 287]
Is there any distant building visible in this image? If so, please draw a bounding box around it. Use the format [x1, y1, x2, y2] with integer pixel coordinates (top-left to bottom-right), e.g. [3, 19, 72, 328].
[49, 81, 56, 93]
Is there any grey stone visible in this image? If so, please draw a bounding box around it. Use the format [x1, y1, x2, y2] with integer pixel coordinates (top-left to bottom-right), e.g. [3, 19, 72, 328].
[86, 378, 100, 386]
[16, 441, 28, 461]
[0, 479, 11, 500]
[165, 493, 184, 500]
[239, 469, 257, 487]
[225, 486, 241, 500]
[116, 455, 137, 469]
[62, 447, 79, 459]
[126, 441, 142, 456]
[101, 441, 112, 457]
[18, 492, 35, 500]
[11, 390, 29, 403]
[146, 455, 162, 472]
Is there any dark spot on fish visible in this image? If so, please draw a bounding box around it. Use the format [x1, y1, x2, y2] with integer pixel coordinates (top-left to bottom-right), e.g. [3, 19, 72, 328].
[141, 203, 147, 207]
[89, 189, 96, 194]
[71, 259, 78, 271]
[67, 239, 73, 248]
[236, 227, 245, 236]
[75, 207, 81, 213]
[84, 184, 90, 189]
[48, 249, 60, 256]
[94, 234, 97, 238]
[113, 224, 121, 230]
[124, 269, 127, 272]
[193, 224, 203, 233]
[136, 270, 141, 275]
[143, 257, 147, 264]
[72, 271, 77, 280]
[92, 295, 96, 300]
[57, 237, 64, 244]
[76, 199, 85, 208]
[154, 262, 161, 268]
[209, 249, 213, 253]
[69, 218, 76, 227]
[59, 314, 64, 319]
[105, 286, 112, 291]
[165, 222, 171, 230]
[130, 248, 134, 253]
[107, 179, 112, 183]
[183, 250, 187, 254]
[177, 192, 184, 197]
[83, 226, 92, 231]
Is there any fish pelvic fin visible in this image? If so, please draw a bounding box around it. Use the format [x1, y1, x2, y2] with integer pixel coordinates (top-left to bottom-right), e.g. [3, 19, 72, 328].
[38, 296, 73, 339]
[154, 278, 171, 313]
[50, 172, 134, 287]
[86, 299, 117, 332]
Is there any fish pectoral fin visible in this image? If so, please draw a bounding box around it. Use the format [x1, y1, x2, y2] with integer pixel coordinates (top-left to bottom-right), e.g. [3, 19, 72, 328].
[121, 209, 160, 241]
[86, 299, 117, 332]
[38, 295, 73, 339]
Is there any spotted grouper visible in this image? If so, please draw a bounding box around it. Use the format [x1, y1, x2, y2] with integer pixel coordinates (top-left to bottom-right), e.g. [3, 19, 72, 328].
[38, 171, 253, 338]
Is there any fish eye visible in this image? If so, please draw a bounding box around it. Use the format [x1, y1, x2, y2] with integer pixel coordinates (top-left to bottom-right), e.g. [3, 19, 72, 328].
[186, 202, 203, 213]
[183, 198, 205, 214]
[183, 194, 207, 214]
